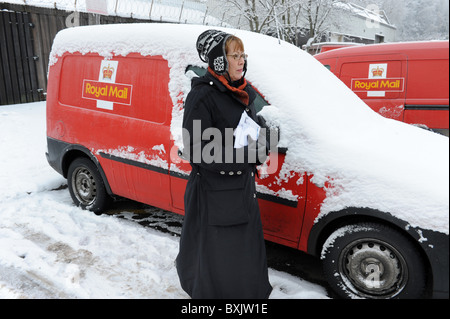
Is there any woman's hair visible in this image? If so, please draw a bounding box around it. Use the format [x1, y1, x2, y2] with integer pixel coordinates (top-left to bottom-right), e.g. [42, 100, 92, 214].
[225, 35, 245, 53]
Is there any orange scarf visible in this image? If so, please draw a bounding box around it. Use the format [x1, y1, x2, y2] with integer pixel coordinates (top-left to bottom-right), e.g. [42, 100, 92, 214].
[208, 67, 249, 106]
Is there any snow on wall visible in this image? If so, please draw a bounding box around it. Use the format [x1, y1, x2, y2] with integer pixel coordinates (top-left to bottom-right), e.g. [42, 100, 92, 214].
[48, 23, 449, 235]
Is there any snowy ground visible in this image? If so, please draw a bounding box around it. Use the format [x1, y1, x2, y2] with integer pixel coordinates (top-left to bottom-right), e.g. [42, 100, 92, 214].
[0, 101, 329, 299]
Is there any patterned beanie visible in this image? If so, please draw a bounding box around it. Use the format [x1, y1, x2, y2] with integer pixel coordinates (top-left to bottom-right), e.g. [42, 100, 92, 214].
[196, 29, 232, 75]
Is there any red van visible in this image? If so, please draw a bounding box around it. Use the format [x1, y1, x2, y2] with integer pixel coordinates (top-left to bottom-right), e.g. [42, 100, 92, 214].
[314, 41, 449, 136]
[46, 24, 448, 299]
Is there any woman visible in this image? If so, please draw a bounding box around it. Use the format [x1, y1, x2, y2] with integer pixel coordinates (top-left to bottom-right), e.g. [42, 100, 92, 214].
[176, 29, 272, 299]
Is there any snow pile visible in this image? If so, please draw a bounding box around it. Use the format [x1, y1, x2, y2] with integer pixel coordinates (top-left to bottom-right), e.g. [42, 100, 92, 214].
[48, 23, 448, 235]
[0, 102, 329, 298]
[0, 191, 185, 298]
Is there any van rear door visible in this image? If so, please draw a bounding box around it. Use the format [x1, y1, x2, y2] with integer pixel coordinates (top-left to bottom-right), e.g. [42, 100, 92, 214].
[57, 53, 173, 210]
[403, 55, 449, 135]
[337, 54, 408, 122]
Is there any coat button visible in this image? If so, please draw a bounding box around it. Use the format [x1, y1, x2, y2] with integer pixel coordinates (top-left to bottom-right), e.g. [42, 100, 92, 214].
[245, 107, 250, 112]
[251, 172, 254, 177]
[237, 171, 242, 175]
[253, 193, 257, 198]
[209, 81, 213, 86]
[229, 171, 234, 175]
[220, 171, 225, 175]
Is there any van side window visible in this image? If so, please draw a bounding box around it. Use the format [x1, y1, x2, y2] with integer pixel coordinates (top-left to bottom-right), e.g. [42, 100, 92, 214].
[58, 55, 169, 123]
[185, 65, 269, 113]
[186, 65, 207, 77]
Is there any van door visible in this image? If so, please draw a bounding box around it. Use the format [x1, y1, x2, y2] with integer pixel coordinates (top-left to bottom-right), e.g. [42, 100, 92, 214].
[111, 55, 173, 210]
[338, 54, 407, 122]
[169, 140, 191, 213]
[170, 66, 307, 246]
[403, 56, 449, 135]
[59, 54, 173, 210]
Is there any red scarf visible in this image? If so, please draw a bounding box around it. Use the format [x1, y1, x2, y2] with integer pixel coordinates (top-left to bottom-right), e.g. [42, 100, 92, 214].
[208, 67, 249, 106]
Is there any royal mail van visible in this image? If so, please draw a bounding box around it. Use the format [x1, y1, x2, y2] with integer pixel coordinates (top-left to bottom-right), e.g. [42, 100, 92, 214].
[46, 24, 448, 299]
[314, 41, 449, 136]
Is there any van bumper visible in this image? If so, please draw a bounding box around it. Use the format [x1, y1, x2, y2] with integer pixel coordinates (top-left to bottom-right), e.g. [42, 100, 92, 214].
[421, 228, 449, 299]
[46, 136, 68, 176]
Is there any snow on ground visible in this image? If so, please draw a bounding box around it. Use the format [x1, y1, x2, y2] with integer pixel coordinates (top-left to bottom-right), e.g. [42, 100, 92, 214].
[0, 101, 329, 299]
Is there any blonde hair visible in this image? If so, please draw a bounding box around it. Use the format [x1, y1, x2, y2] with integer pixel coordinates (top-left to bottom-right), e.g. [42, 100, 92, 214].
[225, 35, 244, 53]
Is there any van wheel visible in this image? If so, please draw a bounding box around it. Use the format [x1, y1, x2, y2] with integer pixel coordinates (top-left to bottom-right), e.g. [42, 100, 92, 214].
[67, 157, 111, 214]
[321, 222, 426, 299]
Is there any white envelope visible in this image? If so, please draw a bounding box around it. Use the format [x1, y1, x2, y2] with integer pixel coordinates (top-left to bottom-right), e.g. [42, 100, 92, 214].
[233, 111, 260, 148]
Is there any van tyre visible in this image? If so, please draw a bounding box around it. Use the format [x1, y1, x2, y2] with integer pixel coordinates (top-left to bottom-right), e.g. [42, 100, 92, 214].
[67, 157, 111, 214]
[321, 222, 426, 299]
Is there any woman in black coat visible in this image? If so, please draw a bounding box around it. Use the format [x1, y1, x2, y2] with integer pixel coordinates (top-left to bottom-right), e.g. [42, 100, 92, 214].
[176, 30, 272, 299]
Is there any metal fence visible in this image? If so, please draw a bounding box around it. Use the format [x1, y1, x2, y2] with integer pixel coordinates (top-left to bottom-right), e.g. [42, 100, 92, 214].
[0, 9, 40, 105]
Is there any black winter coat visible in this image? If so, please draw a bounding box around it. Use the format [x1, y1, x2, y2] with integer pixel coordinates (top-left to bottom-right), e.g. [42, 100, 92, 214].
[176, 71, 272, 299]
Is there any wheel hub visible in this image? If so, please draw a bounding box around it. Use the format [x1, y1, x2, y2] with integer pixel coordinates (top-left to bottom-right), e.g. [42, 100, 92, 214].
[72, 167, 97, 205]
[341, 240, 407, 298]
[359, 257, 385, 289]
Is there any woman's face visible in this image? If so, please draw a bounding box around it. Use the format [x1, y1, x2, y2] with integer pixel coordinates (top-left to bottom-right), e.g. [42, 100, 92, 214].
[226, 41, 246, 82]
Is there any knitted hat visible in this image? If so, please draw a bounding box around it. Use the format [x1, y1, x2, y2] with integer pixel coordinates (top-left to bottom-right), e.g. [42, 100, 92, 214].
[196, 29, 232, 75]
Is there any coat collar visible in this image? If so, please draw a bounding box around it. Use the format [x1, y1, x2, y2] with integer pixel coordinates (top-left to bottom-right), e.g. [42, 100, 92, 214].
[206, 68, 250, 106]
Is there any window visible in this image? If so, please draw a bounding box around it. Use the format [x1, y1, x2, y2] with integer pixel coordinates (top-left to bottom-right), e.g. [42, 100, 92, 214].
[59, 54, 169, 123]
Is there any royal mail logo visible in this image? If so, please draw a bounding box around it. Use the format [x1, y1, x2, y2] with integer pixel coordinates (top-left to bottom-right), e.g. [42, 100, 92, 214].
[371, 66, 384, 77]
[351, 78, 405, 92]
[81, 60, 133, 110]
[367, 63, 388, 97]
[82, 80, 132, 105]
[102, 64, 114, 80]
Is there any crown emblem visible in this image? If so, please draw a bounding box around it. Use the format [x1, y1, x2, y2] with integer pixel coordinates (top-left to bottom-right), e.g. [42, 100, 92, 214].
[102, 64, 114, 80]
[371, 66, 384, 77]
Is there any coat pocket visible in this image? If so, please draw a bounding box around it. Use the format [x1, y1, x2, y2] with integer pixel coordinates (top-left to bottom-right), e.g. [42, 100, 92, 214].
[206, 187, 249, 226]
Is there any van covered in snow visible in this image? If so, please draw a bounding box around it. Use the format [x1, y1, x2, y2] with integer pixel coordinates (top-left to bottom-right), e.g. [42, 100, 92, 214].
[46, 24, 448, 299]
[314, 41, 449, 136]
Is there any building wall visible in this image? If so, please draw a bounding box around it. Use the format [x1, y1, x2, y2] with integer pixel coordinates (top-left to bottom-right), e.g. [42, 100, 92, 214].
[333, 11, 397, 43]
[203, 0, 397, 44]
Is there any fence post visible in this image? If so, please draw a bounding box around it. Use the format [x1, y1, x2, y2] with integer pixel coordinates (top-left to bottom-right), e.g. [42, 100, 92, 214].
[203, 6, 208, 25]
[179, 0, 185, 23]
[149, 0, 154, 20]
